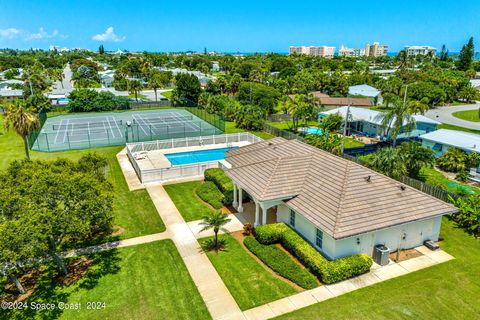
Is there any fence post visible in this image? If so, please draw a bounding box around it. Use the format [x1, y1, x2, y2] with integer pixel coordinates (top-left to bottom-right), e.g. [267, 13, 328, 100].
[67, 133, 71, 150]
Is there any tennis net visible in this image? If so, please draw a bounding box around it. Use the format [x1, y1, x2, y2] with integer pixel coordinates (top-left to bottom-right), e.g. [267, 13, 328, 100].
[52, 120, 123, 131]
[133, 115, 193, 124]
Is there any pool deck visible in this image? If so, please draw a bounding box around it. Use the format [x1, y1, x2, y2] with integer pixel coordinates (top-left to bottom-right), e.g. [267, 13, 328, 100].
[134, 141, 251, 171]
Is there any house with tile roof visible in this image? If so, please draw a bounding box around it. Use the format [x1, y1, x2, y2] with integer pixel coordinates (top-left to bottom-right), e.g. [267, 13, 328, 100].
[223, 138, 457, 259]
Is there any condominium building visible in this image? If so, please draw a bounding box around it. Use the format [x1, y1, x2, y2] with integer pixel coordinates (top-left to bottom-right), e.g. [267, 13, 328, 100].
[404, 45, 437, 56]
[338, 45, 365, 57]
[364, 42, 388, 57]
[289, 46, 335, 58]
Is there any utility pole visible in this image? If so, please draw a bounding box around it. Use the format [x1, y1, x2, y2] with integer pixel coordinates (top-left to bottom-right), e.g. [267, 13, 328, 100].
[341, 98, 351, 154]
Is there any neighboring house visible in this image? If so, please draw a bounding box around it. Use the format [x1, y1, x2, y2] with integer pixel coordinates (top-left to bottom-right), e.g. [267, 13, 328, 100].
[319, 106, 440, 139]
[99, 70, 115, 87]
[211, 61, 220, 72]
[309, 91, 372, 109]
[348, 84, 383, 105]
[420, 129, 480, 164]
[404, 45, 436, 56]
[469, 79, 480, 91]
[223, 138, 456, 259]
[0, 79, 23, 90]
[156, 67, 216, 86]
[0, 89, 23, 103]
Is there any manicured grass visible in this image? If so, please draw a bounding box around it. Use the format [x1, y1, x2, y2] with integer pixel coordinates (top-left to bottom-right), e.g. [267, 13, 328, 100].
[224, 121, 275, 140]
[452, 109, 480, 122]
[164, 181, 214, 221]
[0, 116, 165, 239]
[438, 123, 480, 134]
[1, 240, 211, 320]
[275, 218, 480, 319]
[204, 235, 298, 310]
[267, 120, 319, 131]
[343, 137, 365, 148]
[161, 90, 173, 99]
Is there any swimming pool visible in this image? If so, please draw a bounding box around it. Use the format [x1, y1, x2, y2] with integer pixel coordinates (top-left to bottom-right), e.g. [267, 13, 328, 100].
[165, 147, 235, 166]
[302, 127, 323, 135]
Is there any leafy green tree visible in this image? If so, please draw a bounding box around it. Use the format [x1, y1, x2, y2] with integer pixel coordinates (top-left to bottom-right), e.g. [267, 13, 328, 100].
[439, 44, 449, 61]
[457, 37, 474, 71]
[398, 142, 435, 178]
[171, 73, 201, 105]
[320, 113, 343, 133]
[68, 89, 98, 112]
[367, 147, 407, 178]
[436, 148, 468, 172]
[3, 101, 39, 160]
[234, 104, 266, 130]
[304, 132, 343, 155]
[98, 44, 105, 54]
[238, 82, 280, 114]
[4, 68, 20, 79]
[449, 195, 480, 237]
[200, 211, 231, 251]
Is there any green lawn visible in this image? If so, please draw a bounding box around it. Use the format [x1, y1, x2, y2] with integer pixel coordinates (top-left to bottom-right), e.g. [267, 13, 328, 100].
[267, 120, 319, 131]
[0, 117, 165, 239]
[204, 235, 298, 310]
[438, 123, 480, 134]
[421, 167, 480, 195]
[1, 240, 211, 320]
[224, 121, 275, 140]
[343, 137, 365, 148]
[276, 218, 480, 319]
[161, 90, 173, 99]
[452, 109, 480, 122]
[164, 181, 214, 221]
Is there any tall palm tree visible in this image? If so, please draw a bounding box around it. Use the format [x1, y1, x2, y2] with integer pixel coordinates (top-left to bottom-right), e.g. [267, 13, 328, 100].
[200, 211, 231, 250]
[379, 99, 416, 147]
[4, 101, 40, 161]
[149, 73, 163, 102]
[129, 80, 143, 102]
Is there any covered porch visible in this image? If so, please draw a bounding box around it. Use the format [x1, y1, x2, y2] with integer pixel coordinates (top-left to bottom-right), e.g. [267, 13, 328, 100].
[231, 182, 283, 227]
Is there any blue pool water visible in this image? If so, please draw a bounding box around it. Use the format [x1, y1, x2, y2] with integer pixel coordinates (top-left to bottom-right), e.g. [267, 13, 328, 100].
[165, 147, 235, 166]
[303, 127, 323, 135]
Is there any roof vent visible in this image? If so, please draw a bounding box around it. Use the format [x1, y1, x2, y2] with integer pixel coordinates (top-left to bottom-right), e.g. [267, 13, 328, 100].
[268, 142, 274, 146]
[399, 185, 406, 191]
[365, 175, 371, 182]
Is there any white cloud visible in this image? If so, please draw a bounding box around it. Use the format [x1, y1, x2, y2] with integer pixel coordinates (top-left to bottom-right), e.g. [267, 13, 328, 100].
[25, 27, 62, 40]
[92, 27, 125, 42]
[0, 28, 21, 39]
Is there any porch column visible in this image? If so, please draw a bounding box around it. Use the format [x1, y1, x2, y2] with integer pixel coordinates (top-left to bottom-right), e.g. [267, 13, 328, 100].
[261, 204, 267, 225]
[254, 202, 260, 227]
[233, 183, 238, 208]
[238, 187, 243, 213]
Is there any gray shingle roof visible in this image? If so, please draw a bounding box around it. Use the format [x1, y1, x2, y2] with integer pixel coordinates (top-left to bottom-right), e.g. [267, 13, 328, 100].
[225, 138, 457, 239]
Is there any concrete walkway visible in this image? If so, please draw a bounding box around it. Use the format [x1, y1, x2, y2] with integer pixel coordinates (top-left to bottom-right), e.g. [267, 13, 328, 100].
[425, 104, 480, 130]
[241, 247, 454, 320]
[117, 148, 145, 191]
[147, 183, 245, 320]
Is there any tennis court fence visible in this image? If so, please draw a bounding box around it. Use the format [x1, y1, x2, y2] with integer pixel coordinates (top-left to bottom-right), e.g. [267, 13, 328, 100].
[126, 133, 262, 183]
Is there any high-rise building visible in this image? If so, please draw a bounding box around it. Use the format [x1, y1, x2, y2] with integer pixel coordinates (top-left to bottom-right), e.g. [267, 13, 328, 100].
[338, 45, 365, 57]
[404, 45, 437, 56]
[289, 46, 335, 58]
[364, 42, 388, 57]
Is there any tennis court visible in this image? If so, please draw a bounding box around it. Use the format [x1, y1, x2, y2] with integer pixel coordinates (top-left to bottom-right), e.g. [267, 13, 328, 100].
[32, 108, 224, 152]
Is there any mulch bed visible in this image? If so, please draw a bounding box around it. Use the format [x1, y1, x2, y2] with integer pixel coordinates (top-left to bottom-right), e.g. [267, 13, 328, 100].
[390, 248, 423, 262]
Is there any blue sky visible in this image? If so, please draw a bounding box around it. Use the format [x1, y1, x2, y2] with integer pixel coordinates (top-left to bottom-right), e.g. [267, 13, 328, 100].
[0, 0, 479, 53]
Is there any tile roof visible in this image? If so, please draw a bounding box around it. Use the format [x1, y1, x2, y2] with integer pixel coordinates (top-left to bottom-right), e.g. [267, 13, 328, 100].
[225, 138, 457, 239]
[319, 97, 372, 107]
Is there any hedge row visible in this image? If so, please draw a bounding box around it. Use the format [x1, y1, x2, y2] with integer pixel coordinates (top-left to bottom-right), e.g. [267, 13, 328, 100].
[196, 181, 224, 209]
[243, 236, 318, 289]
[204, 168, 234, 205]
[255, 223, 373, 284]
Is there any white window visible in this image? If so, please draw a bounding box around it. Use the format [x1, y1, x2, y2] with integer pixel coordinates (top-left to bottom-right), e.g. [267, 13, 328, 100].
[289, 209, 295, 227]
[316, 228, 323, 249]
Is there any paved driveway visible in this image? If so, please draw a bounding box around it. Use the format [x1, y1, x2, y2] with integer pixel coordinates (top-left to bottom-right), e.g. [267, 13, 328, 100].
[424, 104, 480, 130]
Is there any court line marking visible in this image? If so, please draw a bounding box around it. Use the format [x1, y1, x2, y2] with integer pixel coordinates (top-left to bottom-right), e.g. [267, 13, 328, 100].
[132, 114, 151, 136]
[54, 119, 64, 144]
[108, 116, 122, 138]
[62, 119, 70, 144]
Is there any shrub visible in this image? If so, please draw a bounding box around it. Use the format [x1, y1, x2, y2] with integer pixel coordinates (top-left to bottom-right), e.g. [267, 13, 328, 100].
[255, 223, 372, 284]
[204, 168, 234, 205]
[450, 195, 480, 237]
[455, 170, 469, 182]
[244, 236, 318, 289]
[437, 148, 468, 172]
[196, 181, 224, 209]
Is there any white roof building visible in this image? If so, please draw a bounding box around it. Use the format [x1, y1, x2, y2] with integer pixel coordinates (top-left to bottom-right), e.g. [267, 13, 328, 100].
[348, 84, 381, 98]
[420, 129, 480, 154]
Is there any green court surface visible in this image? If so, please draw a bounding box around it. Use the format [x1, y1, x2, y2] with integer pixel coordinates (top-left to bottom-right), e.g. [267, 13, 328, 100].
[32, 108, 223, 152]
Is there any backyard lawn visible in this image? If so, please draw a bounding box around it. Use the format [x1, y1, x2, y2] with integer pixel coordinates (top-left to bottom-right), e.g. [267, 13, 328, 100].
[204, 234, 298, 310]
[438, 123, 480, 134]
[275, 218, 480, 319]
[421, 167, 480, 195]
[452, 109, 480, 122]
[224, 121, 275, 140]
[0, 116, 165, 239]
[267, 120, 319, 131]
[1, 240, 211, 320]
[343, 137, 365, 148]
[164, 181, 214, 221]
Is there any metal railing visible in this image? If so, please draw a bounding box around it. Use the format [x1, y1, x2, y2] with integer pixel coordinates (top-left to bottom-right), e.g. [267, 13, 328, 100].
[126, 132, 262, 183]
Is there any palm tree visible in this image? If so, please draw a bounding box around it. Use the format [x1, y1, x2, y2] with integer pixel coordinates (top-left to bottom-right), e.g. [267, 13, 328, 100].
[149, 73, 163, 102]
[200, 211, 231, 251]
[369, 147, 407, 178]
[407, 100, 429, 115]
[4, 101, 40, 161]
[129, 80, 143, 102]
[379, 99, 416, 147]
